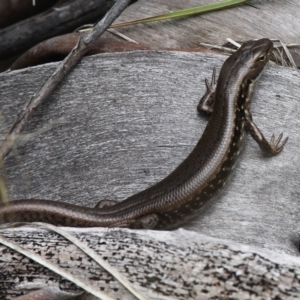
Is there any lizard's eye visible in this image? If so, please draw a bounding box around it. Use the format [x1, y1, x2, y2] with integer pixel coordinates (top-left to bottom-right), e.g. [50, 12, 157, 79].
[258, 54, 266, 61]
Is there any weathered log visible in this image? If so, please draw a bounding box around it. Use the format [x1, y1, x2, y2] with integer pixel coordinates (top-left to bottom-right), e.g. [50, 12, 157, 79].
[1, 2, 299, 299]
[0, 50, 299, 256]
[116, 0, 300, 46]
[9, 33, 152, 70]
[0, 0, 120, 59]
[2, 0, 300, 65]
[1, 227, 300, 299]
[115, 0, 300, 67]
[0, 0, 57, 28]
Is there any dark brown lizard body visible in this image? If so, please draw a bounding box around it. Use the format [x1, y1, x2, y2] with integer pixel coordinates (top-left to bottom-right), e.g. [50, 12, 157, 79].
[0, 39, 287, 229]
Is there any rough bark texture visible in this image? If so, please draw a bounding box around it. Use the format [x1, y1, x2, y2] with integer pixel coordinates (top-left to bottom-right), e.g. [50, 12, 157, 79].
[0, 51, 299, 256]
[1, 227, 300, 299]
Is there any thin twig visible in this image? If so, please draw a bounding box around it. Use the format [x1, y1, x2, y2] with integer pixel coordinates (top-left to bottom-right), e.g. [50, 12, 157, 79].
[0, 0, 131, 160]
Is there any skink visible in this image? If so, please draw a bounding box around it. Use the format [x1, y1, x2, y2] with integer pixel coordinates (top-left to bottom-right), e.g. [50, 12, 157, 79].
[0, 38, 287, 229]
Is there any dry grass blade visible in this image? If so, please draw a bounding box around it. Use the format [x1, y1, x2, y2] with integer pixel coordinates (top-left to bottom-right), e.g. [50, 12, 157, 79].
[0, 232, 116, 300]
[199, 42, 235, 54]
[0, 222, 149, 300]
[107, 28, 138, 43]
[226, 38, 241, 48]
[271, 39, 297, 69]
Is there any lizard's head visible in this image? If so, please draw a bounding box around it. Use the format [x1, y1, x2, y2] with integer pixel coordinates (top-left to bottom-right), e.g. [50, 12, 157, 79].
[237, 38, 273, 81]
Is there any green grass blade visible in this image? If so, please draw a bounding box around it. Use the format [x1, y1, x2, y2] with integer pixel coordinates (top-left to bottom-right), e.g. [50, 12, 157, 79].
[111, 0, 253, 28]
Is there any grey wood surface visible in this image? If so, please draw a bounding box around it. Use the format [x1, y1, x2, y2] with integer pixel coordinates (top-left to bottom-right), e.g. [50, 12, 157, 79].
[116, 0, 299, 46]
[0, 50, 299, 256]
[1, 227, 300, 299]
